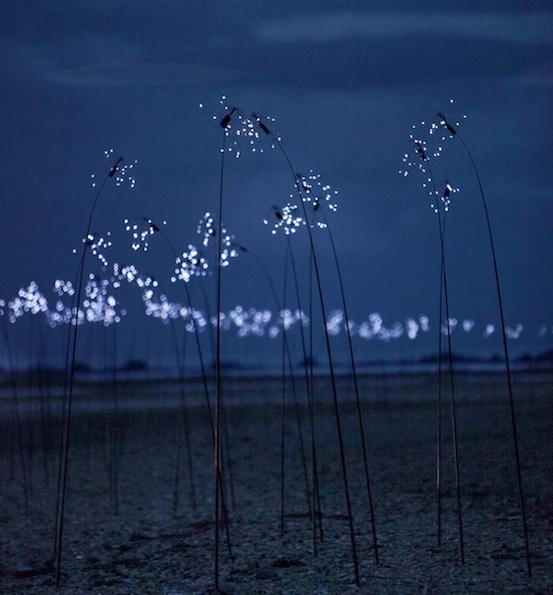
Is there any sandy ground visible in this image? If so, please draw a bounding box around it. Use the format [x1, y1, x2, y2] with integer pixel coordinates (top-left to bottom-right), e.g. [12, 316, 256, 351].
[1, 371, 552, 593]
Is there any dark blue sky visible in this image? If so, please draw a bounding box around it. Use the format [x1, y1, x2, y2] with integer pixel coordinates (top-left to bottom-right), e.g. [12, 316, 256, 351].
[1, 2, 552, 367]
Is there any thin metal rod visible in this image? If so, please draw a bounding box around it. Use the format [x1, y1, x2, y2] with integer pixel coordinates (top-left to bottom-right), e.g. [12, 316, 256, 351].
[456, 132, 531, 577]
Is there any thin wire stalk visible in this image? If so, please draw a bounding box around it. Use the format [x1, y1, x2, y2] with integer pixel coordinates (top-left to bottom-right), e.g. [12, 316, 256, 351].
[455, 131, 531, 576]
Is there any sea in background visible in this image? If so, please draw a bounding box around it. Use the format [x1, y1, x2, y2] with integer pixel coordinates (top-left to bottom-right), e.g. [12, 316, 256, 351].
[2, 349, 551, 418]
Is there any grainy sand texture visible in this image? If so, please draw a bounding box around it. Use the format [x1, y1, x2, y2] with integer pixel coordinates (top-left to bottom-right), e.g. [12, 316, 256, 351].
[1, 371, 552, 593]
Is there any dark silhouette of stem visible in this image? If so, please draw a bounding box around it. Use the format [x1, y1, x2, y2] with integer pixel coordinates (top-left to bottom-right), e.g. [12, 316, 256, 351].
[426, 158, 465, 563]
[318, 205, 380, 564]
[436, 234, 444, 547]
[237, 243, 312, 535]
[214, 128, 227, 594]
[447, 122, 531, 576]
[145, 221, 232, 547]
[256, 118, 360, 586]
[169, 316, 197, 512]
[1, 310, 30, 509]
[287, 236, 323, 552]
[55, 157, 122, 587]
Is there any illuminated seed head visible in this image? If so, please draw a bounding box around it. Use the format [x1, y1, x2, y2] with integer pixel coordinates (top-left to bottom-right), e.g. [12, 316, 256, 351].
[297, 170, 339, 228]
[263, 203, 305, 235]
[197, 212, 216, 247]
[81, 231, 113, 268]
[440, 180, 459, 212]
[123, 217, 165, 251]
[206, 97, 278, 157]
[431, 100, 467, 140]
[172, 243, 209, 283]
[220, 107, 237, 129]
[90, 150, 138, 188]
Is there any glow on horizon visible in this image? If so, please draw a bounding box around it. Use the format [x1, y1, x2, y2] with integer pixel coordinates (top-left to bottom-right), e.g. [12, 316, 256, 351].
[2, 280, 548, 344]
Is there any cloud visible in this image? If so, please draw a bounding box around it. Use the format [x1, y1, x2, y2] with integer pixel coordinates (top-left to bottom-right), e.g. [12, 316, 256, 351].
[0, 37, 243, 87]
[512, 61, 553, 87]
[0, 37, 52, 79]
[46, 62, 244, 87]
[254, 11, 553, 45]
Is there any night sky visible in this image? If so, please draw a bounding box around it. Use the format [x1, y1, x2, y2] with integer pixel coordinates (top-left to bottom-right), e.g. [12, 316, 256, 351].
[1, 2, 552, 370]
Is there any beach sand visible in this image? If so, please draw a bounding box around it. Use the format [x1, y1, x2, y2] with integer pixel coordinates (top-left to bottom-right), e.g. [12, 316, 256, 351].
[1, 371, 552, 593]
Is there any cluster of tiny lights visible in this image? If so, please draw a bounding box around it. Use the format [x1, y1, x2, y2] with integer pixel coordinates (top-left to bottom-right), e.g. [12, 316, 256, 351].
[0, 282, 550, 341]
[440, 182, 459, 212]
[400, 101, 465, 213]
[113, 161, 137, 188]
[172, 245, 209, 283]
[431, 99, 467, 140]
[50, 265, 159, 327]
[124, 218, 166, 252]
[298, 170, 339, 228]
[82, 232, 113, 267]
[90, 149, 138, 189]
[197, 212, 215, 248]
[196, 211, 239, 267]
[400, 138, 440, 211]
[117, 264, 158, 289]
[200, 97, 279, 158]
[82, 274, 125, 326]
[7, 282, 48, 321]
[54, 279, 75, 297]
[263, 203, 305, 235]
[220, 232, 239, 267]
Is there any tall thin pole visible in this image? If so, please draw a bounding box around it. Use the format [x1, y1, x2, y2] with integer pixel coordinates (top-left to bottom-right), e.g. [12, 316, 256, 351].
[443, 118, 531, 576]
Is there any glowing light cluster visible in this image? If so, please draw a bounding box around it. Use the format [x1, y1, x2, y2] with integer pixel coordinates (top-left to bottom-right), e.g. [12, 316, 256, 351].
[51, 280, 77, 326]
[439, 181, 459, 212]
[419, 316, 430, 332]
[54, 279, 75, 297]
[280, 308, 309, 330]
[142, 289, 207, 329]
[106, 148, 137, 188]
[0, 280, 549, 343]
[400, 139, 459, 213]
[85, 232, 113, 268]
[142, 290, 179, 322]
[262, 170, 340, 235]
[298, 170, 339, 228]
[406, 318, 421, 339]
[113, 161, 137, 188]
[116, 264, 158, 288]
[172, 244, 209, 283]
[463, 319, 475, 332]
[505, 324, 523, 339]
[220, 231, 239, 267]
[209, 97, 278, 158]
[197, 211, 216, 248]
[51, 264, 160, 327]
[538, 325, 553, 337]
[326, 310, 345, 336]
[484, 324, 496, 337]
[90, 149, 137, 189]
[8, 282, 48, 322]
[229, 306, 274, 337]
[400, 100, 465, 213]
[431, 100, 467, 142]
[124, 218, 163, 252]
[263, 203, 305, 236]
[196, 211, 239, 267]
[82, 274, 125, 326]
[441, 317, 458, 336]
[354, 313, 429, 342]
[183, 308, 209, 333]
[208, 307, 309, 337]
